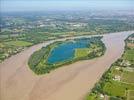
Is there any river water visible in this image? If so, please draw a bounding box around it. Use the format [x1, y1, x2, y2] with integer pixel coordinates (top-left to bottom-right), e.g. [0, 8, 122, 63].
[0, 31, 133, 100]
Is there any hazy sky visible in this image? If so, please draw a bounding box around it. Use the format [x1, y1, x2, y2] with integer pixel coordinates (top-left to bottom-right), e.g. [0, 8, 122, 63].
[1, 0, 134, 12]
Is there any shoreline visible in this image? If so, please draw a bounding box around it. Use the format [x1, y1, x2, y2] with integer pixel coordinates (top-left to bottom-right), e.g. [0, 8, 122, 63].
[0, 31, 134, 100]
[0, 30, 133, 64]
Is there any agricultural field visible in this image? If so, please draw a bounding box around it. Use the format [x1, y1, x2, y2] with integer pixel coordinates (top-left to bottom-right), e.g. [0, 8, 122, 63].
[121, 70, 134, 83]
[74, 48, 90, 58]
[4, 40, 33, 47]
[0, 40, 33, 62]
[103, 81, 134, 97]
[86, 33, 134, 100]
[127, 90, 134, 100]
[1, 11, 134, 63]
[0, 32, 57, 62]
[28, 37, 106, 75]
[123, 50, 134, 62]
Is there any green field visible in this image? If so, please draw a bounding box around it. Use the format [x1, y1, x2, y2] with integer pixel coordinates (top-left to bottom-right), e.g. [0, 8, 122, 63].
[121, 71, 134, 83]
[103, 81, 125, 97]
[0, 43, 4, 48]
[111, 67, 122, 76]
[111, 67, 134, 84]
[103, 81, 134, 97]
[123, 49, 134, 61]
[74, 48, 90, 58]
[4, 40, 33, 47]
[127, 90, 134, 100]
[109, 97, 122, 100]
[86, 93, 99, 100]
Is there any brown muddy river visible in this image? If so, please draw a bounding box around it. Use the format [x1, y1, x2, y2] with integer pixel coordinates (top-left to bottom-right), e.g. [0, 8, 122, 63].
[0, 31, 133, 100]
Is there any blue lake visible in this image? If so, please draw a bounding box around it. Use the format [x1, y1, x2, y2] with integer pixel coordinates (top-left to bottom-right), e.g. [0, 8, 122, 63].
[47, 38, 92, 64]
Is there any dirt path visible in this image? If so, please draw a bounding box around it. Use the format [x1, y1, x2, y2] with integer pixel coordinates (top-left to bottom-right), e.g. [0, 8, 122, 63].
[0, 31, 133, 100]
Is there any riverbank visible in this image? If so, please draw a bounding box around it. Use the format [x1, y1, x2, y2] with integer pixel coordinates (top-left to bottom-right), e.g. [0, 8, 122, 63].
[0, 31, 134, 100]
[86, 33, 134, 100]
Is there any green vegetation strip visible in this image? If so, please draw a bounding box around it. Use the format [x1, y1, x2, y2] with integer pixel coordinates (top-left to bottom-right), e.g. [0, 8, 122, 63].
[86, 33, 134, 100]
[123, 50, 134, 61]
[4, 40, 33, 47]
